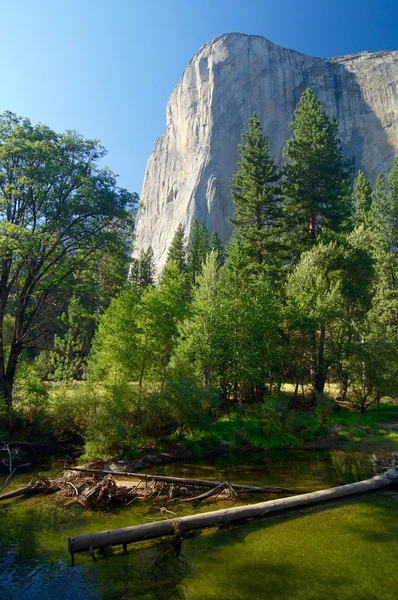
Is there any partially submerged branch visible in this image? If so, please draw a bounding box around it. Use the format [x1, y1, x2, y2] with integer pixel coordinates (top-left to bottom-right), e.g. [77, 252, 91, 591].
[0, 442, 20, 494]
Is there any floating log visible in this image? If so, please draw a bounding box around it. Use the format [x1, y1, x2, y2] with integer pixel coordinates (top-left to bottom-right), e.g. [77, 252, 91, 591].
[65, 467, 294, 494]
[68, 469, 398, 561]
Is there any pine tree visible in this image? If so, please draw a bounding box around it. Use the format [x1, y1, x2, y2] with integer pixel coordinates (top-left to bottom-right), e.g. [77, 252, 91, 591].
[353, 170, 372, 226]
[388, 157, 398, 249]
[369, 171, 398, 331]
[211, 231, 225, 266]
[187, 219, 210, 287]
[166, 224, 187, 273]
[370, 174, 391, 248]
[281, 88, 351, 258]
[130, 247, 156, 289]
[229, 113, 281, 272]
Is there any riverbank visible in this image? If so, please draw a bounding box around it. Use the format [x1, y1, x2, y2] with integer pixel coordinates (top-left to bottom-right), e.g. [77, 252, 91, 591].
[97, 405, 398, 475]
[2, 402, 397, 477]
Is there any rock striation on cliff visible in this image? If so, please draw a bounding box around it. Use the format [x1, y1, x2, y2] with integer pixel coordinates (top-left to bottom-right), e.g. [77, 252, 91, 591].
[134, 33, 398, 272]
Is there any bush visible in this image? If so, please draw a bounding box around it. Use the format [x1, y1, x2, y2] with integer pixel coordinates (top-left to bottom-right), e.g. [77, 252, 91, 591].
[141, 375, 220, 438]
[47, 383, 92, 440]
[12, 362, 49, 433]
[315, 393, 334, 426]
[83, 378, 138, 457]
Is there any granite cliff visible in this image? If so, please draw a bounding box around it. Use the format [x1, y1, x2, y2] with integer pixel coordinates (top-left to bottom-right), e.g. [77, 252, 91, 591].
[134, 33, 398, 271]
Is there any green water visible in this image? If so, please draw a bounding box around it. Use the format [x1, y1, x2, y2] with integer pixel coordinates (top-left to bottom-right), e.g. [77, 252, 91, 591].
[0, 449, 397, 600]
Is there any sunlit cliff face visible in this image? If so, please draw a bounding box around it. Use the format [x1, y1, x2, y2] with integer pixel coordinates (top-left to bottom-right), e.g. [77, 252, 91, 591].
[134, 33, 398, 272]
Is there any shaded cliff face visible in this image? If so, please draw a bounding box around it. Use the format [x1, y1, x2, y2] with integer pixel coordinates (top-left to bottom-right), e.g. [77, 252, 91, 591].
[134, 33, 398, 271]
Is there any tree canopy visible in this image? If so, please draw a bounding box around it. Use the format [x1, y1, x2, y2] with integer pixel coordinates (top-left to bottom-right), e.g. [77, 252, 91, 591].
[0, 111, 136, 405]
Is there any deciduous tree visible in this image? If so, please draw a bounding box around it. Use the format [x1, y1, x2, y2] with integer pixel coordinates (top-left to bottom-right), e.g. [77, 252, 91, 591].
[0, 111, 136, 406]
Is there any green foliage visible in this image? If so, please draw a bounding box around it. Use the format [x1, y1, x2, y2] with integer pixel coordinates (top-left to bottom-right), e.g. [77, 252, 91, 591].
[166, 223, 187, 272]
[12, 361, 49, 431]
[210, 231, 225, 266]
[315, 393, 334, 426]
[367, 169, 398, 333]
[220, 256, 283, 400]
[174, 245, 284, 404]
[187, 219, 210, 287]
[0, 110, 137, 406]
[370, 173, 391, 248]
[45, 383, 92, 440]
[88, 286, 142, 381]
[345, 321, 398, 412]
[285, 239, 373, 397]
[141, 374, 219, 438]
[353, 170, 372, 226]
[281, 88, 351, 258]
[130, 246, 156, 289]
[229, 112, 281, 275]
[5, 94, 398, 455]
[178, 397, 321, 452]
[173, 251, 226, 390]
[84, 378, 137, 457]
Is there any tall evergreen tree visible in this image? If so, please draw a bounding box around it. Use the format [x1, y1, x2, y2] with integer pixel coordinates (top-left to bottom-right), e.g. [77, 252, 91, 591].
[211, 231, 225, 267]
[229, 113, 281, 272]
[388, 157, 398, 249]
[370, 173, 391, 248]
[130, 247, 156, 289]
[166, 224, 187, 273]
[281, 88, 351, 258]
[369, 170, 398, 331]
[187, 219, 210, 287]
[353, 170, 372, 226]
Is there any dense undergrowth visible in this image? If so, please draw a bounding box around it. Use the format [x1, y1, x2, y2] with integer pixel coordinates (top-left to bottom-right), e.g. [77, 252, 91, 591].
[1, 378, 396, 460]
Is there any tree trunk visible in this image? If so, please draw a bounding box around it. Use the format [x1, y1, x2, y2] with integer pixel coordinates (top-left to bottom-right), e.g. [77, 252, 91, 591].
[0, 342, 23, 408]
[337, 368, 348, 402]
[311, 325, 326, 399]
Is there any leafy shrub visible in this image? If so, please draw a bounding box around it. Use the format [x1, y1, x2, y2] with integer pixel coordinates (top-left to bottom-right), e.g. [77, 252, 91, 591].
[315, 393, 334, 426]
[47, 383, 92, 440]
[141, 375, 220, 438]
[12, 362, 49, 433]
[83, 378, 137, 457]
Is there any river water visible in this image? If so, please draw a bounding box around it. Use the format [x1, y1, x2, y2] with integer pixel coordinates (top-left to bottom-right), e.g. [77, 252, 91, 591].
[0, 449, 397, 600]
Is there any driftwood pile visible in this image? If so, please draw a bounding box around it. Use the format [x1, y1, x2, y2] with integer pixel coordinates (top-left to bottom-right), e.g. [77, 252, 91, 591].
[371, 453, 398, 474]
[0, 464, 296, 509]
[53, 466, 296, 509]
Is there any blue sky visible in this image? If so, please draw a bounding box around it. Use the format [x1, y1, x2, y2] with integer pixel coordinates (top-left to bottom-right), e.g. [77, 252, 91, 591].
[1, 0, 397, 194]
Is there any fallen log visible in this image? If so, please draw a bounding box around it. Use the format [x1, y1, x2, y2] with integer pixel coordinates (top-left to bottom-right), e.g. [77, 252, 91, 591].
[0, 484, 37, 501]
[65, 467, 294, 494]
[68, 468, 398, 562]
[0, 475, 59, 502]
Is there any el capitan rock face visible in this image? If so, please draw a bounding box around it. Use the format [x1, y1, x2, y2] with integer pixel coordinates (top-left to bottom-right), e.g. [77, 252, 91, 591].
[134, 33, 398, 271]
